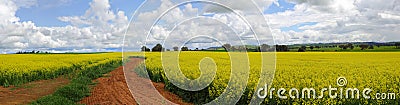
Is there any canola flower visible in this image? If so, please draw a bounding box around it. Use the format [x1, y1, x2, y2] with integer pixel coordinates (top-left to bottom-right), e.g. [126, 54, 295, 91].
[0, 53, 122, 87]
[140, 52, 400, 104]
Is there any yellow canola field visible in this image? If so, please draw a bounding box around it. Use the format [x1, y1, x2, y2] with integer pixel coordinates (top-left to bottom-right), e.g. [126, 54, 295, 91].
[0, 53, 121, 86]
[141, 52, 400, 104]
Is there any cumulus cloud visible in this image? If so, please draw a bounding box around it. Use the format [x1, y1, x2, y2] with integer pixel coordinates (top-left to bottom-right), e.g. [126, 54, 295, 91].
[203, 0, 275, 13]
[124, 0, 274, 51]
[2, 0, 399, 53]
[266, 0, 400, 44]
[124, 0, 204, 50]
[0, 0, 129, 53]
[285, 0, 357, 13]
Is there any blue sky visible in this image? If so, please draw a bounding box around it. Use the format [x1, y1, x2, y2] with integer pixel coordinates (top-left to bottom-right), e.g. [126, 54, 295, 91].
[15, 0, 295, 27]
[15, 0, 308, 33]
[1, 0, 398, 53]
[16, 0, 144, 27]
[264, 0, 295, 14]
[264, 0, 317, 33]
[280, 22, 318, 32]
[15, 0, 305, 33]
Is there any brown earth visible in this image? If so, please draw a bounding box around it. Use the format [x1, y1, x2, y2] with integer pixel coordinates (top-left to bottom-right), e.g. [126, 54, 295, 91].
[0, 58, 191, 105]
[0, 77, 70, 105]
[80, 58, 192, 105]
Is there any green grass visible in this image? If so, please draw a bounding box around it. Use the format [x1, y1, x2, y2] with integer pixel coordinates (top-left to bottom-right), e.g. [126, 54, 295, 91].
[30, 60, 122, 105]
[30, 95, 77, 105]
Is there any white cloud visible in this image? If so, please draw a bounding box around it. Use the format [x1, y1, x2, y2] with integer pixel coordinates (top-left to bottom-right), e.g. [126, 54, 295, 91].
[38, 0, 73, 8]
[125, 0, 275, 50]
[285, 0, 357, 13]
[125, 0, 203, 50]
[0, 0, 129, 53]
[2, 0, 399, 53]
[379, 12, 400, 20]
[266, 0, 400, 44]
[0, 1, 21, 23]
[203, 0, 275, 13]
[12, 0, 38, 8]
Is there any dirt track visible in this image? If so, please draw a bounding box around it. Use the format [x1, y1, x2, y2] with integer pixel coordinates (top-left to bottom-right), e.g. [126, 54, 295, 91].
[0, 58, 190, 105]
[0, 77, 69, 105]
[80, 58, 191, 105]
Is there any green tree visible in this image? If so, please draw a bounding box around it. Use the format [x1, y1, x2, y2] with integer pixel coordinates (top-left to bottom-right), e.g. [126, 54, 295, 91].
[173, 46, 179, 51]
[347, 43, 354, 50]
[152, 44, 163, 52]
[339, 45, 348, 50]
[141, 46, 150, 52]
[181, 46, 189, 51]
[368, 45, 374, 49]
[359, 45, 369, 50]
[222, 44, 231, 51]
[298, 48, 306, 52]
[395, 42, 400, 49]
[260, 44, 270, 52]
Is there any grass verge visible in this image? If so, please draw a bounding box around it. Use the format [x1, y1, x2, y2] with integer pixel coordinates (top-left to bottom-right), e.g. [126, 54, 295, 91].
[30, 60, 121, 105]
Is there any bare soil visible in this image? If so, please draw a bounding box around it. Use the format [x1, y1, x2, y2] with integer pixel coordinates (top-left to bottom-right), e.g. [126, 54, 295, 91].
[0, 58, 191, 105]
[0, 77, 69, 105]
[80, 58, 192, 105]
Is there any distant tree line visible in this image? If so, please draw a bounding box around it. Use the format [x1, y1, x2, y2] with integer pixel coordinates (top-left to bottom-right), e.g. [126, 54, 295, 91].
[141, 44, 195, 52]
[396, 42, 400, 49]
[294, 42, 398, 52]
[223, 44, 290, 52]
[142, 43, 233, 52]
[16, 50, 51, 54]
[141, 42, 400, 52]
[336, 43, 375, 50]
[222, 44, 248, 52]
[296, 43, 375, 52]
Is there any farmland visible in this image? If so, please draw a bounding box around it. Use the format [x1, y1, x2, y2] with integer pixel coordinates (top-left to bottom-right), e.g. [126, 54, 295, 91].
[1, 52, 399, 104]
[0, 53, 122, 87]
[138, 52, 400, 104]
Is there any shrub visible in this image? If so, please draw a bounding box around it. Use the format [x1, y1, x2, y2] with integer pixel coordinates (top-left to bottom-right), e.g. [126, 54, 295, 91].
[53, 83, 90, 102]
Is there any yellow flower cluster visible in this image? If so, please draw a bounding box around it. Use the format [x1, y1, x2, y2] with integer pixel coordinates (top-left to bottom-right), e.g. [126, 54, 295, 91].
[0, 53, 122, 86]
[141, 52, 400, 104]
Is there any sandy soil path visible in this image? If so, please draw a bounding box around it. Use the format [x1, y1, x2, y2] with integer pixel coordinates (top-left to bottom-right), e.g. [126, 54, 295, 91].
[80, 58, 192, 105]
[0, 77, 69, 105]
